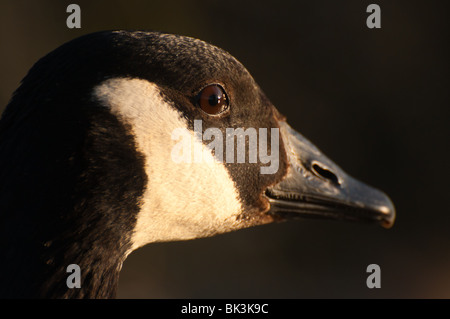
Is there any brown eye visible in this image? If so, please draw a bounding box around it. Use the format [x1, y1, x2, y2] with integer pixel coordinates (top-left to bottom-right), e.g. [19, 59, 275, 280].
[197, 84, 229, 115]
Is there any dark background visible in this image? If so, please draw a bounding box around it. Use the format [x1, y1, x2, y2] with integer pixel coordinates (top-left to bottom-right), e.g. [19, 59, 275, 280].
[0, 0, 448, 298]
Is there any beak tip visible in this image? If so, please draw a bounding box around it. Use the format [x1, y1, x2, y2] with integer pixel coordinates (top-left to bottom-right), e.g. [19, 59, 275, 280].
[378, 198, 396, 229]
[381, 215, 395, 229]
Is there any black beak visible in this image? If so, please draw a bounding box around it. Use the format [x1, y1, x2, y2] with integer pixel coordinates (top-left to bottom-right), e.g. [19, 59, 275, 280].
[266, 122, 395, 228]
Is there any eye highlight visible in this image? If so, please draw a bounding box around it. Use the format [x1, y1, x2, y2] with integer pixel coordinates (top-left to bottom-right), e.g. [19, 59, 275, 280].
[196, 84, 229, 115]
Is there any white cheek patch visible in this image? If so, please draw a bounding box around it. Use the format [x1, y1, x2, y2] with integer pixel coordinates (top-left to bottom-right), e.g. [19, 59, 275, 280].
[93, 78, 243, 250]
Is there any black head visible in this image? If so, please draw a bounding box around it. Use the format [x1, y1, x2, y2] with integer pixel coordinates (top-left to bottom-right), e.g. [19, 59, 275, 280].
[0, 31, 395, 298]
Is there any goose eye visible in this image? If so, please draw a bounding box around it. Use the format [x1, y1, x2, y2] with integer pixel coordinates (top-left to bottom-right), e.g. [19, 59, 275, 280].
[197, 84, 229, 115]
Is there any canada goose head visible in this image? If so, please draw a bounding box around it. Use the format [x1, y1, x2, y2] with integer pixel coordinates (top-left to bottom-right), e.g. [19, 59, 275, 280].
[0, 30, 395, 298]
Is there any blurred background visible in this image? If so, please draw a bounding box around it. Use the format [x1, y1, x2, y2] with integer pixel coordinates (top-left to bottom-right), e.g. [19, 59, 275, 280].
[0, 0, 448, 298]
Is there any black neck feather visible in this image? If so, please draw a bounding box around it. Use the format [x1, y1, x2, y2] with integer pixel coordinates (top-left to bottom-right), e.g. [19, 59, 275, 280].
[0, 90, 147, 298]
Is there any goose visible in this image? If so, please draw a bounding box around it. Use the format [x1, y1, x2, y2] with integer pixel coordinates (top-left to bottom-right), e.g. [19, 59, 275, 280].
[0, 30, 395, 298]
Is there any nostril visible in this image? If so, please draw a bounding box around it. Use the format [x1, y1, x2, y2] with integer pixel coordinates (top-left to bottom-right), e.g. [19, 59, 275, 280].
[312, 163, 340, 185]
